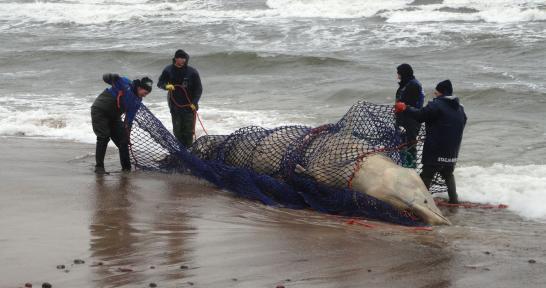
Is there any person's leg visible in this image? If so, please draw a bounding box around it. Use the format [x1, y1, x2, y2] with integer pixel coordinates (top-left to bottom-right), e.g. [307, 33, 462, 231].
[110, 119, 131, 171]
[419, 165, 436, 190]
[171, 112, 185, 146]
[440, 166, 458, 204]
[178, 111, 195, 148]
[91, 107, 111, 173]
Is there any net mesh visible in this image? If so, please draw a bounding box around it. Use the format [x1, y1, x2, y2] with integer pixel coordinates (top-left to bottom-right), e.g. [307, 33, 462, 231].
[128, 101, 444, 226]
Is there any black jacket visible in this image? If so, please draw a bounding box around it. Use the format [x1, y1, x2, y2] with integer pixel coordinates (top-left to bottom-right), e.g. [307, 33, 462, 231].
[404, 96, 467, 166]
[157, 53, 202, 113]
[396, 78, 425, 141]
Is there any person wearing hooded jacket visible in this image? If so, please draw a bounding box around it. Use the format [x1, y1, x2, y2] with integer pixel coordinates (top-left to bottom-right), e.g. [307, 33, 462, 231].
[395, 63, 425, 167]
[157, 49, 203, 148]
[395, 80, 467, 204]
[91, 73, 153, 174]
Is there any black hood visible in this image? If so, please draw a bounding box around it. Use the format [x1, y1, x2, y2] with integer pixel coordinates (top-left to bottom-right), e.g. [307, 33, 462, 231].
[172, 49, 190, 66]
[397, 63, 415, 85]
[438, 95, 461, 109]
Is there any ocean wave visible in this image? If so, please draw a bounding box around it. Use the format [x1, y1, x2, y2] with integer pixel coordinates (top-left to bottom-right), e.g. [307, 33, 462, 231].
[0, 0, 544, 26]
[456, 164, 546, 221]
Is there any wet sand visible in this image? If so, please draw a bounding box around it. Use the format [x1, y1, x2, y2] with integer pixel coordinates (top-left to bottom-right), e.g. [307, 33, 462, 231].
[1, 137, 545, 288]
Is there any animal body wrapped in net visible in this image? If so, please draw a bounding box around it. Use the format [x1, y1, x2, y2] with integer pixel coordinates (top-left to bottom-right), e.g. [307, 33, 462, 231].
[128, 101, 446, 226]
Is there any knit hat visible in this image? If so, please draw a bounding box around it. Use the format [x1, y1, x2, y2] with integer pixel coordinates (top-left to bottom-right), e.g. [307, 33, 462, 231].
[134, 77, 153, 93]
[435, 80, 453, 96]
[174, 49, 188, 59]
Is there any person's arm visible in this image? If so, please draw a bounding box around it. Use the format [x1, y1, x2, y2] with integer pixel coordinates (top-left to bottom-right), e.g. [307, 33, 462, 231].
[404, 102, 439, 124]
[157, 67, 170, 90]
[102, 73, 120, 85]
[401, 82, 421, 107]
[191, 70, 203, 104]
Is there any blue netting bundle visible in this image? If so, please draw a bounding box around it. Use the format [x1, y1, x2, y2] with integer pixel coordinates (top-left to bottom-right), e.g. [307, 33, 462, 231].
[128, 101, 435, 226]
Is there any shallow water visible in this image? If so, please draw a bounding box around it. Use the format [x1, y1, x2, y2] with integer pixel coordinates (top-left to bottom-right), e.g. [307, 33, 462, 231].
[1, 138, 545, 287]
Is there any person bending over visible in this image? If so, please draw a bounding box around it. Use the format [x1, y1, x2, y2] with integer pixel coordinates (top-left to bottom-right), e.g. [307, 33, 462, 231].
[395, 80, 466, 204]
[91, 73, 153, 174]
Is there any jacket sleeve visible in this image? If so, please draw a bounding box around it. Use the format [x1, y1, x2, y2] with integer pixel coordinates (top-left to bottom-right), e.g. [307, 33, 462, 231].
[404, 102, 440, 124]
[102, 73, 120, 85]
[191, 70, 203, 103]
[400, 82, 421, 107]
[157, 67, 170, 90]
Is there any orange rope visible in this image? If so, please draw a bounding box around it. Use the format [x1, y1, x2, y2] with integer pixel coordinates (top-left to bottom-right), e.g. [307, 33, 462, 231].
[168, 84, 208, 139]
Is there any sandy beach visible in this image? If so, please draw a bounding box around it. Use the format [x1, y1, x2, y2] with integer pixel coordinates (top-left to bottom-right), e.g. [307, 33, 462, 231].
[0, 137, 544, 288]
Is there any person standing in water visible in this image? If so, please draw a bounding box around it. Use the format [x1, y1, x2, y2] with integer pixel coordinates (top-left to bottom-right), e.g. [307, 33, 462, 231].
[157, 49, 203, 148]
[395, 63, 425, 167]
[91, 73, 153, 174]
[395, 80, 467, 204]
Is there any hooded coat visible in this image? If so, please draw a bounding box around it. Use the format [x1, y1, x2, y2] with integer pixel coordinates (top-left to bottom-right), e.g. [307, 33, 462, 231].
[404, 95, 467, 166]
[157, 50, 203, 113]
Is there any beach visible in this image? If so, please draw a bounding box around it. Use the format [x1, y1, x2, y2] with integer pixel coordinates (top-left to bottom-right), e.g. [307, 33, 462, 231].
[1, 0, 546, 287]
[1, 137, 545, 288]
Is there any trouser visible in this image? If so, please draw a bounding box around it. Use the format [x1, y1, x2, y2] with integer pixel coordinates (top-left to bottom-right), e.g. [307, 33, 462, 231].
[91, 106, 131, 171]
[420, 164, 458, 204]
[397, 116, 420, 168]
[171, 110, 195, 148]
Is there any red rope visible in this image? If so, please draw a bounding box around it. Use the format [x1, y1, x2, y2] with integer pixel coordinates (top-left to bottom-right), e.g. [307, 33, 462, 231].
[168, 84, 208, 139]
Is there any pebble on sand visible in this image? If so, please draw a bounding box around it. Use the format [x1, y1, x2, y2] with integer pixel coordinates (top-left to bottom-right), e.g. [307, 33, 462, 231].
[24, 283, 32, 288]
[367, 269, 372, 272]
[74, 259, 85, 264]
[180, 265, 189, 270]
[56, 265, 65, 270]
[528, 259, 536, 264]
[117, 267, 134, 272]
[42, 283, 52, 288]
[150, 266, 156, 269]
[276, 285, 285, 288]
[149, 283, 157, 288]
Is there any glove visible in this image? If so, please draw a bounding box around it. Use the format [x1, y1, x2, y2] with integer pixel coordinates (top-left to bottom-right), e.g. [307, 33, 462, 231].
[165, 84, 175, 91]
[394, 101, 407, 113]
[190, 104, 197, 111]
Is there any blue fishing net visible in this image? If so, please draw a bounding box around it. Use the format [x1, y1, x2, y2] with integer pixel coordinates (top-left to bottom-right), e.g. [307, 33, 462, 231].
[128, 101, 441, 226]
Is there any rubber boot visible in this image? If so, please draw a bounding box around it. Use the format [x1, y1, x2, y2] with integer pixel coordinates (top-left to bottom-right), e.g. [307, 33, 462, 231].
[445, 173, 458, 204]
[119, 141, 132, 172]
[95, 139, 109, 174]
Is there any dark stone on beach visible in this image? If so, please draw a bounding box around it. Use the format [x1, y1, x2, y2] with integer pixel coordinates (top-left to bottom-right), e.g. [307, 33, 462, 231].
[42, 283, 52, 288]
[56, 264, 65, 269]
[276, 285, 285, 288]
[24, 283, 32, 288]
[74, 259, 85, 264]
[149, 283, 157, 288]
[150, 266, 155, 269]
[484, 251, 491, 255]
[180, 265, 189, 270]
[91, 261, 104, 267]
[285, 278, 291, 282]
[187, 282, 194, 286]
[483, 267, 491, 271]
[368, 269, 372, 272]
[117, 267, 134, 272]
[64, 269, 70, 273]
[232, 278, 238, 281]
[529, 259, 536, 264]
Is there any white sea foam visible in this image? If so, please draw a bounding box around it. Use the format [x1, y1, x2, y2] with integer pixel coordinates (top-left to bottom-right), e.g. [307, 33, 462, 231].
[454, 164, 546, 221]
[0, 0, 543, 25]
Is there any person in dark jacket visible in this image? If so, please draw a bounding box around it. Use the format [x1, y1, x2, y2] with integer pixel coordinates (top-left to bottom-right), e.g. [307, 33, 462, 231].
[91, 73, 153, 174]
[395, 63, 425, 167]
[157, 49, 203, 148]
[395, 80, 467, 204]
